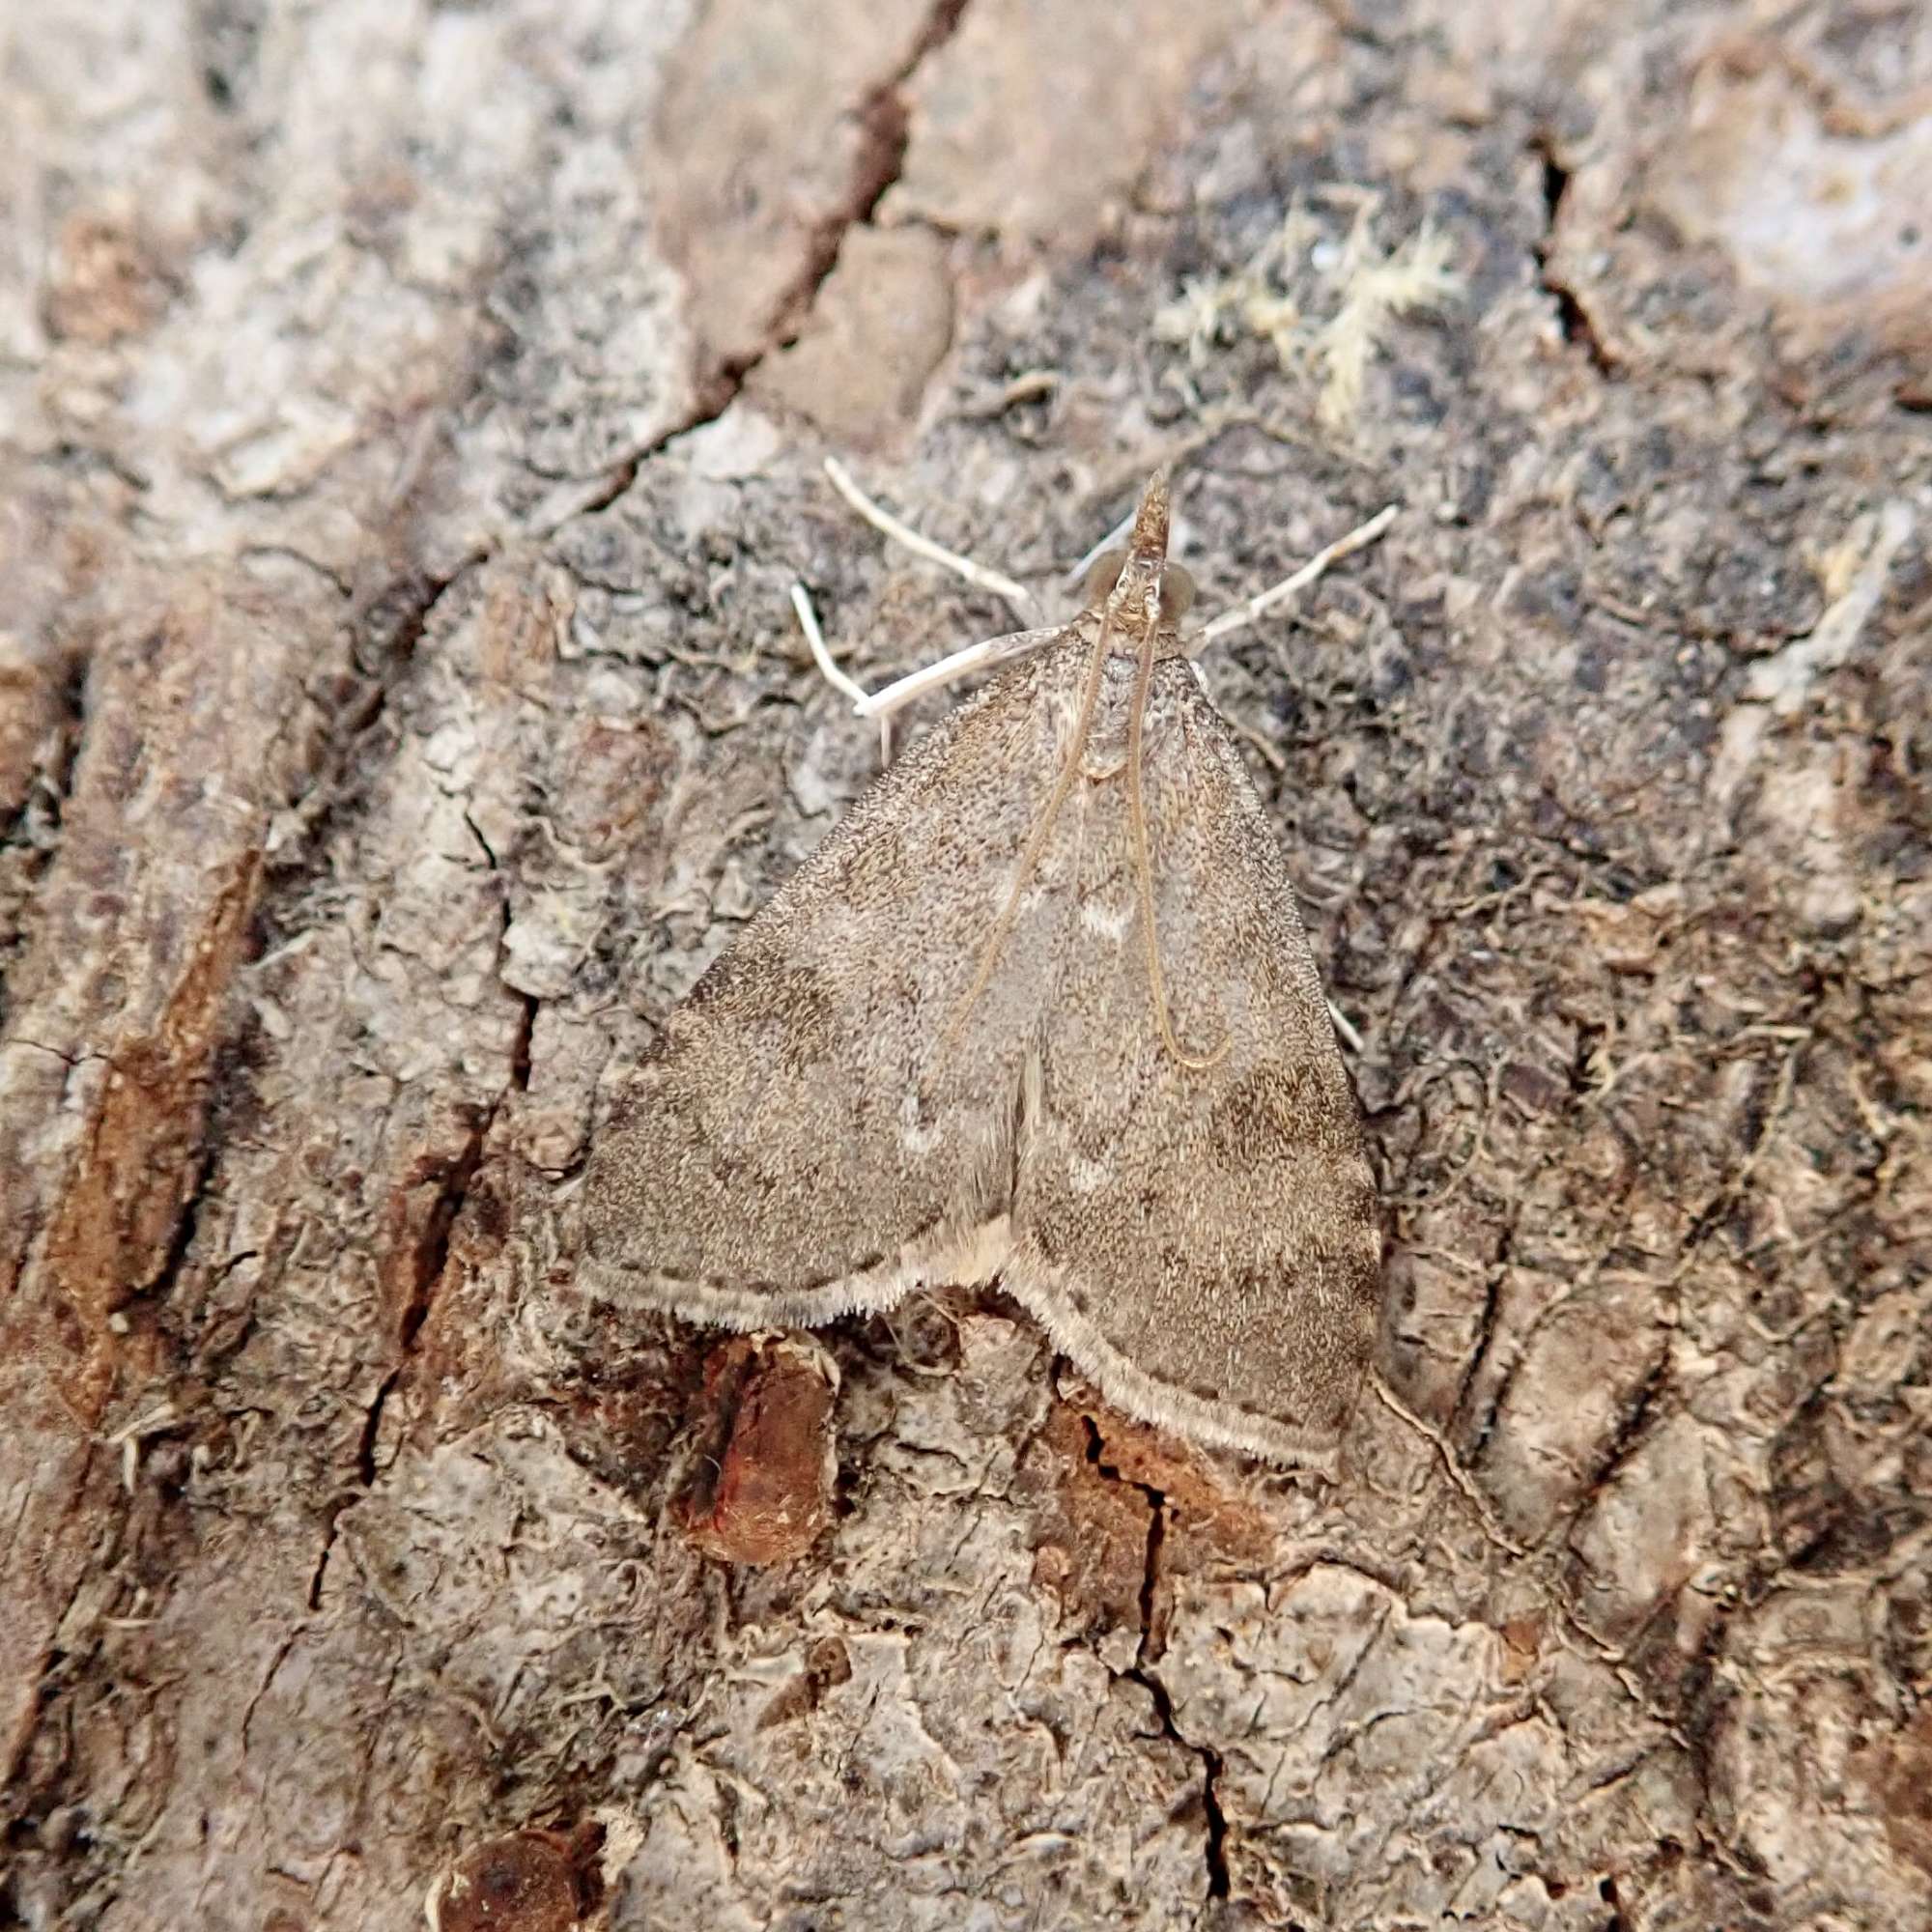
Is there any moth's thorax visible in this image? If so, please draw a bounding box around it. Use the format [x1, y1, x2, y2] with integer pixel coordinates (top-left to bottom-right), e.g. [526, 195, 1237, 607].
[1044, 636, 1197, 770]
[1069, 605, 1193, 664]
[1100, 563, 1168, 640]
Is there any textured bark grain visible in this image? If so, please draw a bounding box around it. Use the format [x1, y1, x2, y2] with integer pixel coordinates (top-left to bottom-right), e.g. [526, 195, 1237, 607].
[2, 1, 1928, 1928]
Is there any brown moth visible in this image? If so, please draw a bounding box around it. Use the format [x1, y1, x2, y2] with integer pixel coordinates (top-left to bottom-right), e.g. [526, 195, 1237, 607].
[580, 475, 1380, 1469]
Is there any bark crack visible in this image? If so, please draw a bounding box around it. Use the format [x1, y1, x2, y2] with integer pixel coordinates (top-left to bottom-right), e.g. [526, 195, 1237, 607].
[402, 1116, 490, 1353]
[756, 0, 971, 363]
[1528, 133, 1616, 377]
[133, 1143, 218, 1315]
[1084, 1418, 1232, 1901]
[569, 0, 974, 519]
[261, 551, 488, 903]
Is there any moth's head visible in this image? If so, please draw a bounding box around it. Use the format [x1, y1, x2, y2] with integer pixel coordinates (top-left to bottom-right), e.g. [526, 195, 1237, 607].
[1081, 469, 1195, 643]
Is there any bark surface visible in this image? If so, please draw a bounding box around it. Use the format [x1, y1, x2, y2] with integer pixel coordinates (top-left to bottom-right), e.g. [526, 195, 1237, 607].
[3, 2, 1928, 1928]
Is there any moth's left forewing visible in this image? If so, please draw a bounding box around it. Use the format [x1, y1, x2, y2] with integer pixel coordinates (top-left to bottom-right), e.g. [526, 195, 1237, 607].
[580, 640, 1088, 1328]
[1003, 660, 1380, 1467]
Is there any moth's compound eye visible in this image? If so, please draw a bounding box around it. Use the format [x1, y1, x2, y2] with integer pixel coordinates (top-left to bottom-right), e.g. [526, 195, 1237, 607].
[1082, 549, 1127, 605]
[1159, 563, 1197, 621]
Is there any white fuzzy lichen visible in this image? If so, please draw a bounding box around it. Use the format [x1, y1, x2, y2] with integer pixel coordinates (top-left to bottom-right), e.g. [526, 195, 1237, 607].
[1154, 195, 1463, 431]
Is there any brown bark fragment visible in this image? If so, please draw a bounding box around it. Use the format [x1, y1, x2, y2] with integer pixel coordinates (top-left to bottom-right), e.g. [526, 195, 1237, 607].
[651, 0, 942, 374]
[672, 1336, 839, 1565]
[433, 1826, 601, 1932]
[886, 0, 1253, 250]
[747, 224, 955, 448]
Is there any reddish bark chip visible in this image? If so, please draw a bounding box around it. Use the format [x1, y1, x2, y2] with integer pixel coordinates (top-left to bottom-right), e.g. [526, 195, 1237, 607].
[672, 1335, 838, 1565]
[431, 1825, 599, 1932]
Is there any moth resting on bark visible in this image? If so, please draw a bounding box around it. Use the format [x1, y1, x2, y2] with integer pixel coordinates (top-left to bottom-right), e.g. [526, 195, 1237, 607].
[581, 474, 1381, 1470]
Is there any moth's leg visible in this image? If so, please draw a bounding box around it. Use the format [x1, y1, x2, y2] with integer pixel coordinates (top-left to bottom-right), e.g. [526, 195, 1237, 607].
[788, 563, 1061, 760]
[857, 624, 1073, 724]
[822, 457, 1037, 621]
[790, 458, 1058, 757]
[789, 581, 895, 764]
[788, 582, 869, 709]
[1328, 998, 1366, 1055]
[1193, 501, 1399, 647]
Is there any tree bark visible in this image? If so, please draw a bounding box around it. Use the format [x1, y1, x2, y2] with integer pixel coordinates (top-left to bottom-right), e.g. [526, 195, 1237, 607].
[4, 2, 1929, 1927]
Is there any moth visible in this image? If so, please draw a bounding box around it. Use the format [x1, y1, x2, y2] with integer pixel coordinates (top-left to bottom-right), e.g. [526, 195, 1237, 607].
[581, 474, 1380, 1468]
